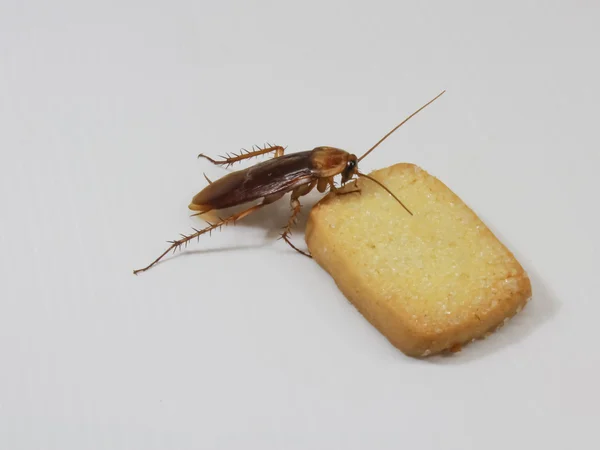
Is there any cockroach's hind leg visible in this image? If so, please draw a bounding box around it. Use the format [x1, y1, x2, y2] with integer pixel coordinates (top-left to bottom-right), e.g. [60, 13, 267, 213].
[203, 172, 213, 184]
[133, 202, 268, 275]
[197, 144, 285, 168]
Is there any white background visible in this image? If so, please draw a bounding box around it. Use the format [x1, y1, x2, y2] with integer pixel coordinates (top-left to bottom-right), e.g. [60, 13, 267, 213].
[1, 1, 598, 449]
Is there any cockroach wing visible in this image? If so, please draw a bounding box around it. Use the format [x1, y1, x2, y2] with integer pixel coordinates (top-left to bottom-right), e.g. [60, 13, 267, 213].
[191, 151, 316, 210]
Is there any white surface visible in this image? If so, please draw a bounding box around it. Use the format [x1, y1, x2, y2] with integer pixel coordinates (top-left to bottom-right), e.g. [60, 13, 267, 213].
[1, 1, 599, 449]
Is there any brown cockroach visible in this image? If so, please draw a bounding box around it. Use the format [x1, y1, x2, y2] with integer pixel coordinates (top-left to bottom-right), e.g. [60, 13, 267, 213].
[133, 90, 445, 274]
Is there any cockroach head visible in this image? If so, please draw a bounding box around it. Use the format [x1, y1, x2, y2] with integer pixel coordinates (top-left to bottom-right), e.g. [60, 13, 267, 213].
[341, 154, 358, 184]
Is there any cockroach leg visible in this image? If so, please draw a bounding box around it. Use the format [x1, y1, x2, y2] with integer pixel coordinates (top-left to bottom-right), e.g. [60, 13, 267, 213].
[198, 144, 285, 168]
[316, 177, 330, 193]
[335, 188, 361, 196]
[279, 182, 314, 258]
[281, 198, 311, 258]
[133, 201, 271, 275]
[203, 173, 213, 184]
[328, 179, 339, 193]
[335, 180, 361, 196]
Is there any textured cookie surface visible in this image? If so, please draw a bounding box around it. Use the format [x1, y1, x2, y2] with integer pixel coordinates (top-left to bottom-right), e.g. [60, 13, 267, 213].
[305, 163, 531, 357]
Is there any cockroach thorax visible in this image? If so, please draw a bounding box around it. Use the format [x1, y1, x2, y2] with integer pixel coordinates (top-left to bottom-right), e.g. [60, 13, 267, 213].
[310, 146, 351, 178]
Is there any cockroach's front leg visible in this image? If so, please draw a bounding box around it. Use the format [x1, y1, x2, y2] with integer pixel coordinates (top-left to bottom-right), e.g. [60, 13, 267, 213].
[317, 177, 360, 196]
[280, 182, 315, 258]
[336, 179, 361, 196]
[198, 144, 285, 168]
[317, 177, 330, 193]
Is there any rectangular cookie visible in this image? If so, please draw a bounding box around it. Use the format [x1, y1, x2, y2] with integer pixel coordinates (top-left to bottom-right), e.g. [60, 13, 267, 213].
[305, 163, 532, 357]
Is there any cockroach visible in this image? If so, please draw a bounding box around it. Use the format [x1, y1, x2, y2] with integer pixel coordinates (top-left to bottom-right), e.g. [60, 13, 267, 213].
[133, 90, 445, 274]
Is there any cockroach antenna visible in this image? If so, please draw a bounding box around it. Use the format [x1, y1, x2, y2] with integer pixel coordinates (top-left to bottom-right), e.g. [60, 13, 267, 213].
[343, 90, 446, 216]
[356, 172, 413, 215]
[358, 90, 446, 162]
